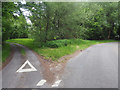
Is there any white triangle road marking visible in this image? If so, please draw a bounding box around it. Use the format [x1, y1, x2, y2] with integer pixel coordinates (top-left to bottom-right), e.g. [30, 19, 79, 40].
[52, 80, 62, 87]
[36, 79, 46, 86]
[16, 60, 37, 73]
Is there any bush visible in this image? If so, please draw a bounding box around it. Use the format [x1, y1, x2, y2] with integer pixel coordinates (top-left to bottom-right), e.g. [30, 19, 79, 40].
[46, 39, 72, 48]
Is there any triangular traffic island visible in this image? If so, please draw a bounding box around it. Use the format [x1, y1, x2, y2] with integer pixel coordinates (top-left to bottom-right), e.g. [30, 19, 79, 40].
[16, 60, 37, 73]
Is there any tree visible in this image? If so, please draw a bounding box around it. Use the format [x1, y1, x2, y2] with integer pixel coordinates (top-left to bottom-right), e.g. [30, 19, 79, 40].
[2, 2, 28, 43]
[2, 2, 119, 45]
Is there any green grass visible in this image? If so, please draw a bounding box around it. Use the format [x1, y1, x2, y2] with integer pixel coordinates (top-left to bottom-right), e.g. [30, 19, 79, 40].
[7, 38, 118, 61]
[2, 43, 11, 62]
[2, 43, 26, 63]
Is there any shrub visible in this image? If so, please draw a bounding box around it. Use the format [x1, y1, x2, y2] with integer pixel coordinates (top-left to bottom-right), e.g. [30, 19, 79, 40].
[46, 39, 72, 48]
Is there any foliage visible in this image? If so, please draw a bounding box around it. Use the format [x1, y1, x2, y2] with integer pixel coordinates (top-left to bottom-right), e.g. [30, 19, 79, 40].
[2, 2, 119, 44]
[25, 2, 119, 44]
[2, 2, 120, 61]
[7, 38, 118, 61]
[2, 43, 11, 62]
[46, 39, 72, 48]
[2, 2, 28, 43]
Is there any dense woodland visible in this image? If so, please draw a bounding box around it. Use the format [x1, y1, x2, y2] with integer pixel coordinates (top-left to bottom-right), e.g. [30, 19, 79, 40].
[2, 2, 120, 45]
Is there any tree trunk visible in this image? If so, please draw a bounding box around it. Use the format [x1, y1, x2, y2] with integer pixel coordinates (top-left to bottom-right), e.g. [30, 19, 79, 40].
[108, 23, 114, 39]
[108, 30, 111, 39]
[45, 14, 49, 43]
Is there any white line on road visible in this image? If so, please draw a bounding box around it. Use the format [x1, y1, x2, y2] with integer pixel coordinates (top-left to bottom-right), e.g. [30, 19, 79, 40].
[52, 80, 62, 88]
[16, 60, 37, 73]
[36, 79, 46, 86]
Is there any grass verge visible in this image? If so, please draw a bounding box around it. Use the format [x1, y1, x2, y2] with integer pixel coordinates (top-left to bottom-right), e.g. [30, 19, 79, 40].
[7, 38, 118, 61]
[2, 43, 11, 62]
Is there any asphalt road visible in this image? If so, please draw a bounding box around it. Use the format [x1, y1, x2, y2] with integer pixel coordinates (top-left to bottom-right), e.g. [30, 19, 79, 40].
[2, 44, 49, 88]
[0, 42, 119, 88]
[59, 42, 118, 88]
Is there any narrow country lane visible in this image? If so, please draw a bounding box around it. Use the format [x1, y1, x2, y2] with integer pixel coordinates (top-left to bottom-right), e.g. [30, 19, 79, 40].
[1, 42, 119, 88]
[2, 43, 49, 88]
[59, 42, 118, 88]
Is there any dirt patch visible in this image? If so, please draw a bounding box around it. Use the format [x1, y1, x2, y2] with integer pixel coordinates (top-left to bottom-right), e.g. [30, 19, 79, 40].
[58, 50, 82, 63]
[32, 49, 82, 84]
[1, 42, 82, 84]
[32, 51, 57, 84]
[0, 45, 15, 70]
[11, 43, 82, 84]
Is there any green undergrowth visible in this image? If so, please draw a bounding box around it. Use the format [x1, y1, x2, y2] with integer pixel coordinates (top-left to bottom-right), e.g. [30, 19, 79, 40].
[7, 38, 118, 61]
[2, 43, 11, 62]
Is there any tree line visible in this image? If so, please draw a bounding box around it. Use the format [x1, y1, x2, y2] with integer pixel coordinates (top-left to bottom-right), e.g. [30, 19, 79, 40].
[2, 2, 120, 44]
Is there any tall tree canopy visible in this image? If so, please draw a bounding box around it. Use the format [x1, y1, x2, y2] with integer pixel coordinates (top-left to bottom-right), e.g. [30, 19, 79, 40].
[26, 2, 119, 42]
[2, 2, 28, 43]
[2, 2, 120, 44]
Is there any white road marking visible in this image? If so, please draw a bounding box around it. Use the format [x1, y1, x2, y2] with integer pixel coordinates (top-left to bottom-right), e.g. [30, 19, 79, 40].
[16, 60, 37, 73]
[52, 80, 62, 87]
[36, 79, 46, 86]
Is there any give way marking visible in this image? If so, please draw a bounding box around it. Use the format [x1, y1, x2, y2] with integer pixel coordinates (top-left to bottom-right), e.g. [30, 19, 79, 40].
[36, 79, 46, 86]
[16, 60, 37, 73]
[52, 80, 62, 87]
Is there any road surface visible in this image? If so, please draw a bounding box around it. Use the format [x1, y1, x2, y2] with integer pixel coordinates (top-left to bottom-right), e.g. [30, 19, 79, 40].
[1, 42, 118, 88]
[59, 42, 118, 88]
[2, 43, 49, 88]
